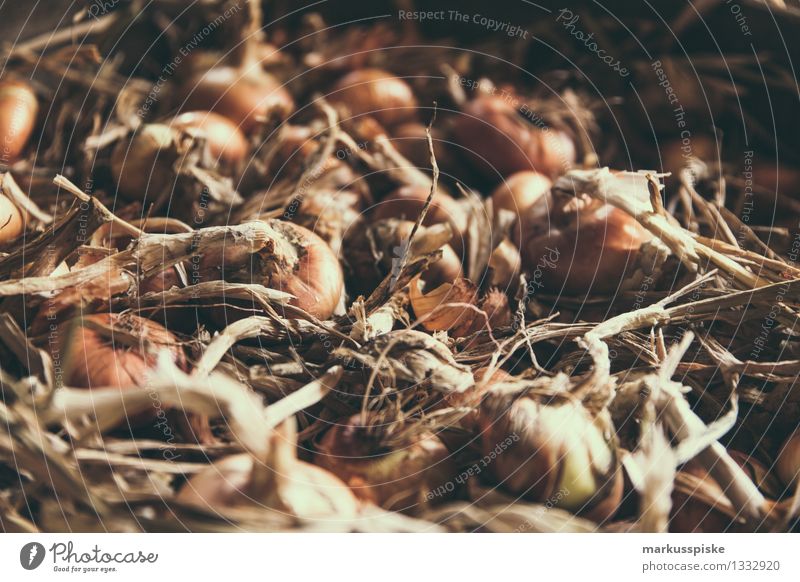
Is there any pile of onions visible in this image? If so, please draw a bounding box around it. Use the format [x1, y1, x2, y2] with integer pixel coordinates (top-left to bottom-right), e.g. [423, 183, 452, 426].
[478, 394, 622, 522]
[315, 414, 457, 513]
[451, 93, 575, 180]
[178, 420, 358, 520]
[516, 190, 651, 295]
[329, 69, 417, 128]
[0, 77, 38, 164]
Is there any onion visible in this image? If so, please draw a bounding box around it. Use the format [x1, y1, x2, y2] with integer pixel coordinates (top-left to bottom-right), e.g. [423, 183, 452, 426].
[478, 394, 622, 522]
[61, 313, 195, 431]
[178, 420, 358, 519]
[329, 68, 417, 128]
[491, 170, 552, 215]
[371, 185, 467, 255]
[0, 78, 38, 164]
[452, 94, 575, 180]
[670, 463, 744, 533]
[110, 124, 181, 205]
[342, 218, 462, 297]
[172, 2, 294, 133]
[169, 111, 248, 167]
[517, 193, 650, 295]
[178, 66, 294, 133]
[0, 191, 24, 244]
[776, 431, 800, 490]
[315, 414, 457, 513]
[211, 220, 344, 320]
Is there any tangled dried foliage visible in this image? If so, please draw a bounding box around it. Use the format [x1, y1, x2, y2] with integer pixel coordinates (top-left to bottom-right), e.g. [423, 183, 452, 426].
[1, 0, 799, 533]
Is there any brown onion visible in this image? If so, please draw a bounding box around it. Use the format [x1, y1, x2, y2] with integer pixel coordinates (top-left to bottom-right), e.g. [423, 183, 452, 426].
[110, 124, 180, 204]
[342, 218, 462, 297]
[63, 313, 184, 387]
[0, 191, 24, 244]
[178, 65, 294, 133]
[172, 0, 293, 133]
[452, 94, 575, 179]
[169, 111, 248, 167]
[669, 463, 746, 533]
[478, 395, 622, 522]
[329, 68, 417, 128]
[0, 78, 38, 165]
[61, 313, 187, 429]
[315, 414, 457, 513]
[210, 220, 343, 320]
[517, 193, 650, 295]
[371, 185, 467, 255]
[491, 170, 552, 215]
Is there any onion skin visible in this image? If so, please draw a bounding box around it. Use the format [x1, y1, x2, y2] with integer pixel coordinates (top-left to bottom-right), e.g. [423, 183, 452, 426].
[0, 79, 38, 164]
[452, 94, 575, 179]
[169, 111, 248, 167]
[178, 66, 294, 133]
[330, 68, 417, 128]
[315, 416, 457, 513]
[372, 185, 467, 255]
[0, 192, 24, 244]
[518, 196, 650, 295]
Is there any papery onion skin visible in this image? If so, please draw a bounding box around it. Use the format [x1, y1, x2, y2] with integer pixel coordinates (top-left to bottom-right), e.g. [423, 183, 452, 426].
[330, 69, 417, 128]
[0, 78, 38, 164]
[315, 416, 458, 513]
[518, 196, 651, 295]
[169, 111, 249, 167]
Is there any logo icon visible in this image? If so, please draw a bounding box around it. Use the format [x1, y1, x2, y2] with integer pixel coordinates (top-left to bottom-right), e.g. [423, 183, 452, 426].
[20, 542, 46, 570]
